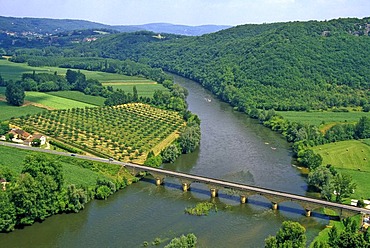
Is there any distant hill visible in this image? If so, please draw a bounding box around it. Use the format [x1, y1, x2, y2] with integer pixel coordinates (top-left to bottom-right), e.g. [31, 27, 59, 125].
[0, 16, 231, 36]
[122, 23, 231, 36]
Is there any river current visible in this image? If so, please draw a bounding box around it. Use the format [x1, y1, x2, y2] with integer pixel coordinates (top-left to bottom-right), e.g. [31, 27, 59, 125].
[1, 75, 327, 247]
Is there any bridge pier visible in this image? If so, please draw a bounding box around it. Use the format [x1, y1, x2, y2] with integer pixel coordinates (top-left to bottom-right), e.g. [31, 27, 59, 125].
[210, 188, 218, 198]
[182, 183, 190, 191]
[240, 195, 248, 204]
[271, 202, 278, 210]
[305, 209, 311, 217]
[155, 177, 164, 186]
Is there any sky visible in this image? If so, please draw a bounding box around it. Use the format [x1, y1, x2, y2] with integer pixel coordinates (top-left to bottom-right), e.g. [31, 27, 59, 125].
[0, 0, 369, 26]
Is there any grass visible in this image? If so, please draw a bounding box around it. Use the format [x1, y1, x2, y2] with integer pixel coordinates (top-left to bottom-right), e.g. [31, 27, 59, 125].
[0, 145, 136, 187]
[25, 91, 95, 109]
[0, 101, 45, 121]
[103, 83, 168, 98]
[0, 59, 145, 83]
[46, 91, 106, 106]
[0, 145, 103, 186]
[277, 110, 370, 128]
[312, 139, 370, 199]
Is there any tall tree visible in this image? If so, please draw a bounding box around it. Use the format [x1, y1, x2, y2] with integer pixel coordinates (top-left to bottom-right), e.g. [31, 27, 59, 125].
[332, 173, 356, 203]
[0, 190, 16, 232]
[355, 116, 370, 139]
[265, 221, 307, 248]
[132, 86, 138, 102]
[5, 80, 25, 106]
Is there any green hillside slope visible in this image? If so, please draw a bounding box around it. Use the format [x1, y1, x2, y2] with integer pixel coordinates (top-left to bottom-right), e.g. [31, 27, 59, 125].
[86, 17, 370, 112]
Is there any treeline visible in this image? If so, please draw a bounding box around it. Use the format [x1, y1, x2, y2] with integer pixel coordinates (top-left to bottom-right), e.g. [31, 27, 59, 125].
[10, 54, 170, 84]
[0, 153, 132, 233]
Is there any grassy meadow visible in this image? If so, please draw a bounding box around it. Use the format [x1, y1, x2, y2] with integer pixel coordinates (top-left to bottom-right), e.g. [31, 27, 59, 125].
[312, 139, 370, 199]
[25, 91, 96, 109]
[102, 81, 168, 98]
[0, 101, 45, 121]
[0, 145, 104, 187]
[46, 91, 106, 106]
[0, 145, 135, 187]
[0, 59, 145, 82]
[277, 110, 370, 128]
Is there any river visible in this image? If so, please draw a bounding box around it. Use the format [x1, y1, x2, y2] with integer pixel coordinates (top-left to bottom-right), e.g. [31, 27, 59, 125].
[1, 75, 327, 247]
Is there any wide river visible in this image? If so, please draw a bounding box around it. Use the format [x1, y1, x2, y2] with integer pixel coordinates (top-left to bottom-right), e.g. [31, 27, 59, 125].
[1, 75, 328, 247]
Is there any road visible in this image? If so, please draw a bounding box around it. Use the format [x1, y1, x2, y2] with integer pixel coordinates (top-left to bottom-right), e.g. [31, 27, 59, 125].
[1, 141, 369, 216]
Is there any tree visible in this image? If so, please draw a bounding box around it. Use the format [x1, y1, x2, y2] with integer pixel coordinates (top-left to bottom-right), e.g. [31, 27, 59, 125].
[0, 74, 5, 86]
[0, 190, 16, 232]
[22, 154, 64, 190]
[332, 173, 356, 202]
[298, 149, 322, 170]
[144, 151, 162, 167]
[132, 86, 138, 102]
[328, 225, 339, 247]
[308, 166, 334, 192]
[0, 121, 9, 135]
[265, 221, 306, 248]
[5, 80, 25, 106]
[336, 229, 367, 248]
[65, 184, 88, 212]
[355, 116, 370, 139]
[178, 124, 201, 154]
[161, 144, 180, 163]
[11, 173, 39, 225]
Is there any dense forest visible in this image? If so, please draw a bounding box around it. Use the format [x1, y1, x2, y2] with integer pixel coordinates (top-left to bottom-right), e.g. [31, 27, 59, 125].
[84, 17, 370, 112]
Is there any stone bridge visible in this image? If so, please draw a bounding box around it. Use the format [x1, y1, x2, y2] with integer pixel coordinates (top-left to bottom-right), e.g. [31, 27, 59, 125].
[120, 162, 370, 219]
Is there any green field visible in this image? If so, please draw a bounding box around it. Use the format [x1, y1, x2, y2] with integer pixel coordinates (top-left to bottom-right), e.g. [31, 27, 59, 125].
[104, 83, 168, 97]
[277, 111, 370, 127]
[0, 145, 102, 186]
[0, 101, 45, 121]
[47, 91, 106, 106]
[0, 59, 145, 82]
[25, 91, 95, 109]
[0, 145, 135, 187]
[312, 139, 370, 199]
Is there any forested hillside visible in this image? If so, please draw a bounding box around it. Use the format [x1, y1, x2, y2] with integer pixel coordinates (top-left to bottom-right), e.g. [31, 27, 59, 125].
[82, 17, 370, 112]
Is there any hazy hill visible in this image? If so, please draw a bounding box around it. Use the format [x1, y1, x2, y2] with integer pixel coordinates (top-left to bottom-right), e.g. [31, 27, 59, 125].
[124, 23, 231, 36]
[0, 16, 230, 36]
